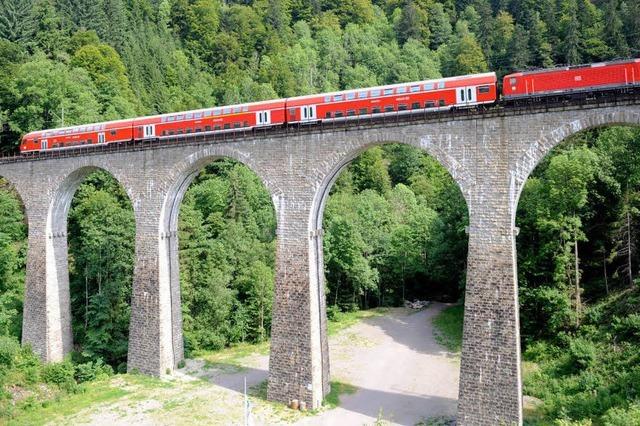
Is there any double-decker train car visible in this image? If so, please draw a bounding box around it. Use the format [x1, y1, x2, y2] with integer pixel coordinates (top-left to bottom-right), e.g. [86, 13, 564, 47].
[20, 118, 134, 152]
[136, 99, 287, 141]
[503, 58, 640, 99]
[286, 72, 497, 124]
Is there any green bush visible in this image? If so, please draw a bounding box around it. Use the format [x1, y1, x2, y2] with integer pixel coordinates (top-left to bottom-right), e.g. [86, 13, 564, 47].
[0, 335, 20, 369]
[612, 314, 640, 343]
[568, 338, 597, 371]
[74, 359, 113, 383]
[42, 360, 76, 390]
[601, 402, 640, 425]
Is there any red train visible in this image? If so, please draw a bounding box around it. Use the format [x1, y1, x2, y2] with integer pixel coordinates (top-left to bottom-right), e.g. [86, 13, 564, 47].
[19, 58, 640, 153]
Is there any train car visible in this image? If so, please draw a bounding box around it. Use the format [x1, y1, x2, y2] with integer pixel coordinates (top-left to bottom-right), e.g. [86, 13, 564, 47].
[502, 58, 640, 99]
[285, 72, 497, 124]
[20, 118, 134, 153]
[135, 99, 287, 140]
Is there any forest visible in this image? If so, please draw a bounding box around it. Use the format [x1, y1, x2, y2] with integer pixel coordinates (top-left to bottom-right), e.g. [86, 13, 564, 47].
[0, 0, 640, 423]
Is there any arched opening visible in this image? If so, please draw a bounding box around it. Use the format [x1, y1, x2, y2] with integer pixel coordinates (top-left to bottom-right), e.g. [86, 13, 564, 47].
[53, 167, 135, 372]
[515, 125, 640, 423]
[0, 177, 28, 343]
[161, 157, 277, 367]
[312, 142, 469, 422]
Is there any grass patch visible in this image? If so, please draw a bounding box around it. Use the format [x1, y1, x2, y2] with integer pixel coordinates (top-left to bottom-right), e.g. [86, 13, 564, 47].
[195, 340, 270, 370]
[7, 379, 129, 426]
[432, 305, 464, 353]
[323, 381, 358, 409]
[327, 308, 389, 335]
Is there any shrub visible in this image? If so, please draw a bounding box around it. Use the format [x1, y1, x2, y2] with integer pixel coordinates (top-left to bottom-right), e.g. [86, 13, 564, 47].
[0, 335, 20, 369]
[568, 338, 597, 371]
[601, 402, 640, 426]
[74, 359, 113, 383]
[42, 360, 76, 390]
[612, 314, 640, 343]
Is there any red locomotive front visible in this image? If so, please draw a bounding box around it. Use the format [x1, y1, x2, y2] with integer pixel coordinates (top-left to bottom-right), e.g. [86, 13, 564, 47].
[503, 59, 640, 99]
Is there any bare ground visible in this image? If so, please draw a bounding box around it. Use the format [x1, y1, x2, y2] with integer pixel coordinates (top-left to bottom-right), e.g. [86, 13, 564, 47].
[42, 303, 459, 426]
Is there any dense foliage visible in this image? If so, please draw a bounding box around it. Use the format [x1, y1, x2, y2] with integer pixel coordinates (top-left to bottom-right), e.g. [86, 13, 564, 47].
[324, 145, 467, 311]
[0, 0, 639, 423]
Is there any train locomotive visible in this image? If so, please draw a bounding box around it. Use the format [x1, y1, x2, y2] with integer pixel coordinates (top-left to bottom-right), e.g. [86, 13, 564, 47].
[20, 58, 640, 154]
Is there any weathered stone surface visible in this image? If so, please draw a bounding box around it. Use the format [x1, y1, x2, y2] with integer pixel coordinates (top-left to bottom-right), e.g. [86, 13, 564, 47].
[4, 101, 639, 424]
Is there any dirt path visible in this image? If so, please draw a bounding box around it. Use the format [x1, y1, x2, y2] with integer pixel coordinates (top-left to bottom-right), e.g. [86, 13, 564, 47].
[41, 304, 459, 425]
[297, 303, 459, 425]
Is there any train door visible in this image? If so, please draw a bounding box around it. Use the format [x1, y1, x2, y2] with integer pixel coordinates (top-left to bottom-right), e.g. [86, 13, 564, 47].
[41, 139, 48, 150]
[143, 124, 155, 139]
[98, 132, 106, 143]
[456, 86, 477, 106]
[256, 110, 271, 126]
[301, 105, 316, 122]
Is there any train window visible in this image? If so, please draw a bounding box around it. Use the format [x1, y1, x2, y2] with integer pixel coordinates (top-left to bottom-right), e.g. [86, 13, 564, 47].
[359, 108, 368, 114]
[88, 139, 92, 144]
[162, 130, 167, 136]
[176, 115, 184, 121]
[289, 108, 296, 115]
[371, 89, 381, 97]
[186, 128, 192, 133]
[425, 101, 435, 108]
[168, 116, 175, 122]
[223, 107, 231, 114]
[110, 130, 116, 136]
[224, 123, 231, 129]
[510, 78, 517, 85]
[346, 93, 355, 100]
[205, 110, 212, 117]
[325, 112, 332, 118]
[186, 113, 194, 119]
[410, 85, 420, 93]
[242, 106, 249, 112]
[438, 82, 445, 89]
[384, 88, 393, 96]
[335, 111, 344, 118]
[205, 126, 212, 131]
[233, 122, 240, 128]
[243, 121, 249, 127]
[479, 86, 491, 94]
[195, 112, 203, 119]
[397, 87, 407, 94]
[358, 91, 367, 99]
[439, 99, 446, 106]
[324, 96, 331, 102]
[214, 109, 222, 116]
[233, 107, 241, 113]
[424, 83, 433, 90]
[398, 104, 407, 111]
[195, 127, 202, 132]
[334, 95, 343, 101]
[177, 129, 184, 135]
[372, 107, 381, 114]
[347, 109, 355, 116]
[161, 117, 167, 123]
[214, 125, 221, 130]
[384, 105, 394, 112]
[412, 102, 420, 109]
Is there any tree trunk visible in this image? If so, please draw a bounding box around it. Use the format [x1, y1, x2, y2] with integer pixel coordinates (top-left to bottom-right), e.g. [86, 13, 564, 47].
[627, 208, 633, 287]
[574, 228, 581, 327]
[603, 250, 609, 295]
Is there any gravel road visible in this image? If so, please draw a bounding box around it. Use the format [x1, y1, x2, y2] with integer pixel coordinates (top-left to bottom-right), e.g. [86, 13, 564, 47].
[296, 303, 460, 426]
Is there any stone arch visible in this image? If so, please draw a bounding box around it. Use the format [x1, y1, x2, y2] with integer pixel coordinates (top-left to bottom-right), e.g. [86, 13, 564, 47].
[45, 164, 135, 361]
[159, 146, 279, 367]
[511, 110, 640, 223]
[307, 133, 472, 401]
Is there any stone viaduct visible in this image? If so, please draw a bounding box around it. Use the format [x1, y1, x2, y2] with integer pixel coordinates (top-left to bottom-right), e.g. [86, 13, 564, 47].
[2, 97, 639, 425]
